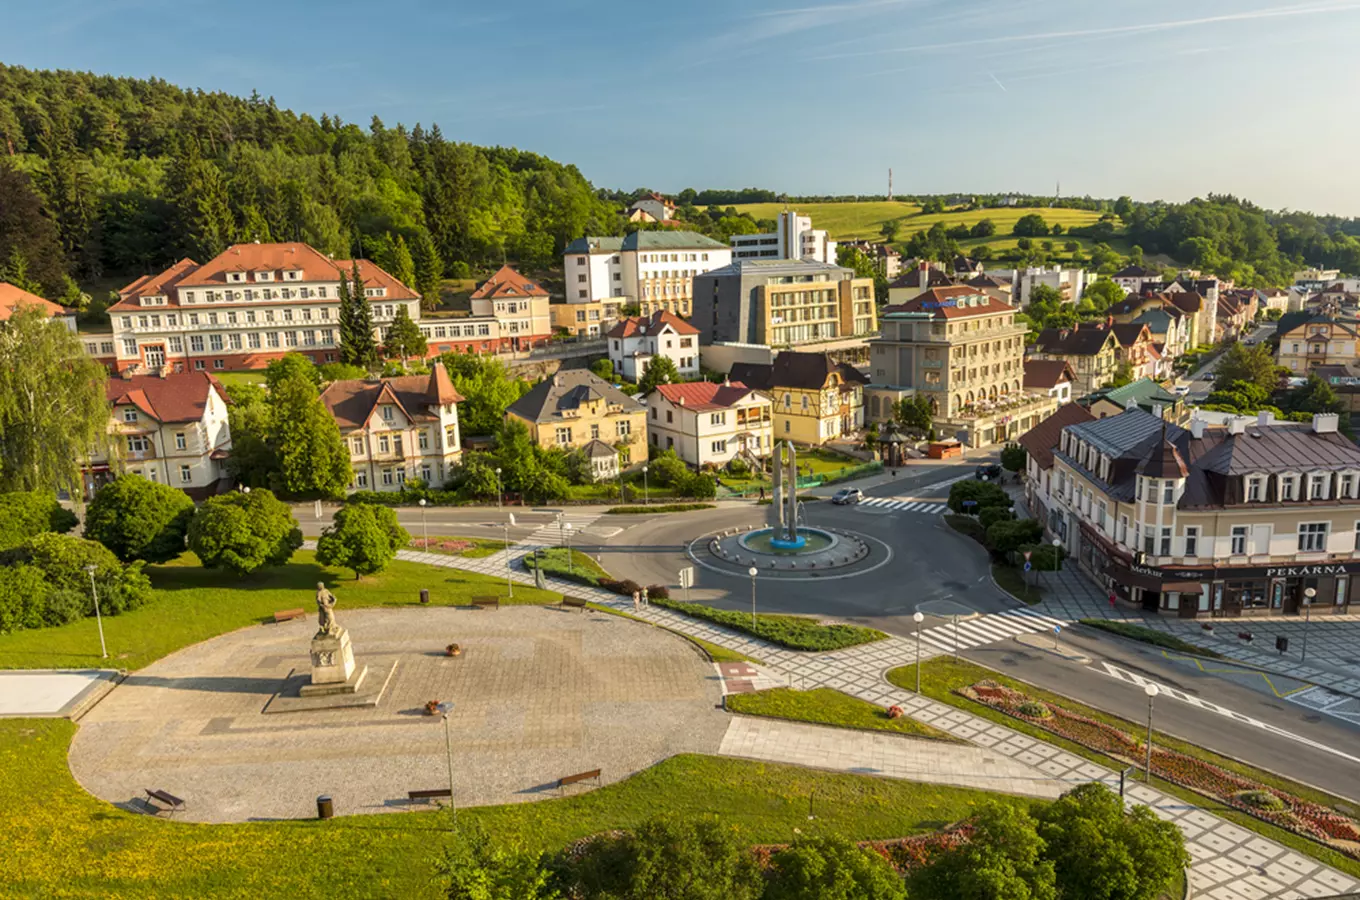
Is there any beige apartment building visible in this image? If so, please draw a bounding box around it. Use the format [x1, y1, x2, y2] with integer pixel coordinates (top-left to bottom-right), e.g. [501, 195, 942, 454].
[1275, 311, 1359, 375]
[692, 259, 877, 349]
[866, 286, 1055, 446]
[1034, 407, 1360, 618]
[504, 369, 646, 462]
[551, 299, 624, 337]
[320, 363, 464, 491]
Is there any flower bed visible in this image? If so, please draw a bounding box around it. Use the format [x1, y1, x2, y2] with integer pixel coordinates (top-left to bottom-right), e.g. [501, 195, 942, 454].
[960, 680, 1360, 856]
[750, 825, 974, 874]
[410, 538, 475, 553]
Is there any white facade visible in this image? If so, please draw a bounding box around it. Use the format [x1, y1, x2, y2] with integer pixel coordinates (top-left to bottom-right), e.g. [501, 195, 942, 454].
[987, 266, 1095, 307]
[731, 211, 838, 265]
[343, 402, 462, 492]
[608, 319, 701, 383]
[95, 375, 233, 497]
[563, 233, 732, 316]
[645, 386, 774, 468]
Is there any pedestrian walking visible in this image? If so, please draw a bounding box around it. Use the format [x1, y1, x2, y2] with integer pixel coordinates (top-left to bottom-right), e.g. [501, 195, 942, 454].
[759, 486, 766, 501]
[1108, 590, 1117, 610]
[642, 587, 650, 608]
[632, 590, 640, 612]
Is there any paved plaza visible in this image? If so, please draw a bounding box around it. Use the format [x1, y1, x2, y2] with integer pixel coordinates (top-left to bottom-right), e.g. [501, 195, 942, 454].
[69, 605, 727, 823]
[0, 669, 119, 717]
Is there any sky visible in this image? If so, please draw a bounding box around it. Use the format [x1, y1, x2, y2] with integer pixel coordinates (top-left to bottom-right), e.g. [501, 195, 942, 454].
[4, 0, 1360, 214]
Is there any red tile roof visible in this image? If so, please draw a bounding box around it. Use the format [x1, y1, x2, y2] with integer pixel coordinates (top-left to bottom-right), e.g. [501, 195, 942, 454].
[652, 380, 761, 411]
[111, 243, 417, 311]
[884, 286, 1012, 319]
[106, 372, 225, 423]
[0, 282, 67, 320]
[1023, 359, 1075, 390]
[605, 309, 700, 339]
[469, 264, 549, 300]
[1018, 403, 1096, 470]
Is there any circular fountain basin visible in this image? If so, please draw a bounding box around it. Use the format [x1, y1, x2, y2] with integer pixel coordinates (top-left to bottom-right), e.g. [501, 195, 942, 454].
[739, 527, 838, 556]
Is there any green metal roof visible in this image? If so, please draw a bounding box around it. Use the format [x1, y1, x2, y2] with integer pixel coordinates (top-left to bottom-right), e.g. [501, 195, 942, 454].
[1085, 377, 1177, 410]
[621, 231, 727, 250]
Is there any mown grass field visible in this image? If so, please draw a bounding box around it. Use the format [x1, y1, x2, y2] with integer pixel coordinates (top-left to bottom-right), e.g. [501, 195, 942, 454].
[733, 201, 1110, 244]
[0, 719, 1031, 899]
[726, 687, 959, 742]
[0, 552, 562, 672]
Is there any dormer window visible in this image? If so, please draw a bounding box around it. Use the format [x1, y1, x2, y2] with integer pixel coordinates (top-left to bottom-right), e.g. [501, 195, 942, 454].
[285, 269, 302, 281]
[227, 272, 245, 283]
[254, 271, 274, 282]
[1340, 472, 1357, 499]
[1246, 475, 1263, 502]
[123, 408, 137, 423]
[1308, 472, 1329, 500]
[1280, 474, 1298, 502]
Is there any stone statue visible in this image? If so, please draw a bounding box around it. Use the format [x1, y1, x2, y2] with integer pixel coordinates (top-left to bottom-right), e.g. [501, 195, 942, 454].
[315, 582, 340, 637]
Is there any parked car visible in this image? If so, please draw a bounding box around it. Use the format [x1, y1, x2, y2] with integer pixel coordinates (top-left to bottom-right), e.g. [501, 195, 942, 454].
[831, 488, 863, 505]
[975, 463, 1002, 481]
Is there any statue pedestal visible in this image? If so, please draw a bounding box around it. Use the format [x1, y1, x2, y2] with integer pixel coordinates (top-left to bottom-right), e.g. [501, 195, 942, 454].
[299, 627, 368, 697]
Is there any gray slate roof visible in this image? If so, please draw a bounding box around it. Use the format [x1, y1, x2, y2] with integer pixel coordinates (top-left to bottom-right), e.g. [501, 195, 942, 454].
[506, 370, 643, 423]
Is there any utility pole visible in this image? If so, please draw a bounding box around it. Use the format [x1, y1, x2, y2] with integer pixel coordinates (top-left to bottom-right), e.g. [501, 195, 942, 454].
[888, 168, 893, 202]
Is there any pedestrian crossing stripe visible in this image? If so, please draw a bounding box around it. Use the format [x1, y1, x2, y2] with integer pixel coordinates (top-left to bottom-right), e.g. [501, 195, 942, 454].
[858, 498, 949, 514]
[914, 608, 1072, 651]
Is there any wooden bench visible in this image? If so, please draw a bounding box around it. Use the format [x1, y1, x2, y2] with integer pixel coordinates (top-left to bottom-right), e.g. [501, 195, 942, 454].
[558, 768, 601, 791]
[273, 608, 306, 623]
[407, 788, 453, 803]
[144, 788, 185, 816]
[561, 597, 588, 612]
[471, 596, 500, 610]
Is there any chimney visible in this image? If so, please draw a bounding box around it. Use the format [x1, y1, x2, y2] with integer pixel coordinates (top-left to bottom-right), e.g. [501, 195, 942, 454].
[1189, 417, 1205, 439]
[1228, 417, 1247, 436]
[723, 375, 730, 386]
[1313, 412, 1340, 434]
[1257, 409, 1274, 427]
[678, 396, 686, 406]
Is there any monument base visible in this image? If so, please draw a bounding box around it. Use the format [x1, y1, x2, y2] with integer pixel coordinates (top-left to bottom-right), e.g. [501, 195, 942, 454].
[299, 663, 369, 697]
[308, 627, 356, 684]
[264, 658, 398, 713]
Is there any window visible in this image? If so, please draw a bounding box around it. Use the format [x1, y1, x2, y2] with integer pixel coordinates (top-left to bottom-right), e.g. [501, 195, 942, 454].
[179, 464, 192, 484]
[378, 435, 390, 453]
[1280, 474, 1297, 501]
[1159, 527, 1172, 556]
[1247, 476, 1263, 502]
[616, 420, 631, 438]
[710, 440, 727, 454]
[1117, 515, 1128, 544]
[555, 426, 572, 445]
[126, 435, 150, 453]
[189, 335, 204, 353]
[284, 331, 298, 347]
[666, 410, 673, 424]
[123, 409, 137, 423]
[650, 407, 657, 420]
[421, 465, 431, 483]
[1298, 522, 1329, 553]
[213, 359, 224, 369]
[228, 334, 242, 350]
[194, 360, 205, 370]
[122, 338, 137, 356]
[1342, 473, 1356, 499]
[351, 437, 363, 454]
[1184, 526, 1199, 557]
[175, 432, 186, 450]
[710, 412, 726, 426]
[1162, 480, 1174, 504]
[381, 469, 393, 486]
[1309, 473, 1328, 500]
[247, 333, 261, 349]
[267, 332, 280, 348]
[1143, 530, 1154, 555]
[590, 424, 600, 440]
[209, 334, 224, 351]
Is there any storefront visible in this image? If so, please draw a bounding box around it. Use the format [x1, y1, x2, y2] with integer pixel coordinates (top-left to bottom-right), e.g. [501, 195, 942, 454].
[1103, 560, 1360, 619]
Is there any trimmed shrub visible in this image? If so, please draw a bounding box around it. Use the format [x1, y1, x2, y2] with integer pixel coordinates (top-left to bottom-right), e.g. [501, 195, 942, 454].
[0, 491, 77, 552]
[84, 475, 195, 563]
[0, 533, 153, 632]
[947, 480, 1012, 514]
[978, 505, 1016, 530]
[649, 598, 885, 651]
[606, 503, 716, 515]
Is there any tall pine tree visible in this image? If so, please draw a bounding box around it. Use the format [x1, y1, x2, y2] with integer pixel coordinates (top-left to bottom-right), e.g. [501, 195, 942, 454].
[338, 261, 378, 370]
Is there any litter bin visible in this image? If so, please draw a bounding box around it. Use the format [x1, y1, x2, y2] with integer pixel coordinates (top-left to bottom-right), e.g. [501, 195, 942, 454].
[1275, 635, 1289, 654]
[420, 589, 430, 605]
[317, 795, 334, 820]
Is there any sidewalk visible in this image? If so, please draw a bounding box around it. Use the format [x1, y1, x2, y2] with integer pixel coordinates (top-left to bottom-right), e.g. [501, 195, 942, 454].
[385, 535, 1357, 900]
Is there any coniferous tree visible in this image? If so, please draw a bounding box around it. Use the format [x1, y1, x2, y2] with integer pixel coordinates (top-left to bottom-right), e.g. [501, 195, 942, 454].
[336, 265, 360, 366]
[384, 306, 427, 363]
[411, 228, 444, 310]
[348, 261, 379, 369]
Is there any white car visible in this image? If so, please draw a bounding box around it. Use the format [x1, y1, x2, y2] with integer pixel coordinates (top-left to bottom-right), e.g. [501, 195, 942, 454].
[1173, 385, 1191, 396]
[831, 488, 863, 505]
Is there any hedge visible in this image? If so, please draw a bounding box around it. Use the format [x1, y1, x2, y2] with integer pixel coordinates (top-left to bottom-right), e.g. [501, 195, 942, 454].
[648, 598, 886, 651]
[606, 503, 716, 515]
[0, 533, 152, 634]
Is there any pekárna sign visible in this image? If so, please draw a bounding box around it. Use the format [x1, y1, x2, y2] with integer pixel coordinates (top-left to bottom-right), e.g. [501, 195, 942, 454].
[1124, 560, 1360, 582]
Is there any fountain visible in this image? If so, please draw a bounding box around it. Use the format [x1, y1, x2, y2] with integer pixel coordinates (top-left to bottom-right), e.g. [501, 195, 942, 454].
[769, 441, 806, 549]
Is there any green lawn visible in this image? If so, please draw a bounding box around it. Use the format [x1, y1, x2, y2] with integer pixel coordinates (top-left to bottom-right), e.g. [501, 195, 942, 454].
[650, 598, 886, 652]
[733, 201, 923, 241]
[0, 719, 1031, 899]
[797, 448, 862, 477]
[0, 552, 562, 672]
[211, 370, 267, 390]
[409, 535, 510, 559]
[1078, 619, 1225, 659]
[992, 564, 1044, 605]
[887, 658, 1360, 880]
[522, 547, 614, 589]
[727, 688, 959, 742]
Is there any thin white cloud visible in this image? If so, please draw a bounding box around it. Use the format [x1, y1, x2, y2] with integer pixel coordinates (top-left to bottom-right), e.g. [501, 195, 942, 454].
[710, 0, 926, 47]
[813, 1, 1360, 61]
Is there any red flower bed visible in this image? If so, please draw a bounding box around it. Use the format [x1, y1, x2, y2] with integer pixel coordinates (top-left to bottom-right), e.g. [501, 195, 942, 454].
[411, 538, 475, 553]
[961, 680, 1360, 856]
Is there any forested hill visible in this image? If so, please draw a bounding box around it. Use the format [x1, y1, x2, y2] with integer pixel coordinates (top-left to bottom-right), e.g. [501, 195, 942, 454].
[0, 63, 622, 302]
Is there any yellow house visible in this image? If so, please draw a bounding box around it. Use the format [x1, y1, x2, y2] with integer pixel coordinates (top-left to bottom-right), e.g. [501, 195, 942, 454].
[504, 369, 647, 461]
[730, 351, 867, 444]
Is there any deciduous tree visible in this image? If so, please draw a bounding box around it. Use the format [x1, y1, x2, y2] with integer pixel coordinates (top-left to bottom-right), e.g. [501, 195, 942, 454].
[1013, 213, 1050, 237]
[0, 491, 78, 552]
[187, 489, 302, 576]
[84, 475, 195, 563]
[764, 834, 906, 900]
[316, 503, 408, 579]
[908, 802, 1056, 900]
[268, 373, 352, 498]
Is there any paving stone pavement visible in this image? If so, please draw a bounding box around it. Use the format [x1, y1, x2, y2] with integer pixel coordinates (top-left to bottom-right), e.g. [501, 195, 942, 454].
[389, 539, 1360, 899]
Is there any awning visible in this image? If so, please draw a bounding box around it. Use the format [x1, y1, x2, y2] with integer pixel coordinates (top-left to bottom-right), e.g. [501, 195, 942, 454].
[1162, 581, 1204, 594]
[1104, 563, 1163, 593]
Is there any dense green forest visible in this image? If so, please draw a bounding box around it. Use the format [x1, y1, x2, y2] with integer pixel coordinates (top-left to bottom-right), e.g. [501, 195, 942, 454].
[2, 62, 1359, 303]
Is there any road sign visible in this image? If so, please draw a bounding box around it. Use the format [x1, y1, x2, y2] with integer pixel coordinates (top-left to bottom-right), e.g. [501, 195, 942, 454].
[1052, 625, 1062, 634]
[1023, 550, 1032, 561]
[1024, 562, 1032, 572]
[678, 567, 694, 588]
[314, 499, 323, 519]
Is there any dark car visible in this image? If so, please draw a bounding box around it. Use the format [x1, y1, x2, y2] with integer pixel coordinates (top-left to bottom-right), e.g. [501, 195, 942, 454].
[830, 488, 863, 505]
[975, 463, 1003, 481]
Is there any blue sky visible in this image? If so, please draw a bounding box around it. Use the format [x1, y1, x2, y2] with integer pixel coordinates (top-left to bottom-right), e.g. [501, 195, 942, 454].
[5, 0, 1360, 213]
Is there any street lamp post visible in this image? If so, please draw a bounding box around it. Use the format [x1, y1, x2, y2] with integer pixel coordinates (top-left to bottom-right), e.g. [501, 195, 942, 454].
[913, 611, 925, 693]
[1302, 586, 1316, 662]
[495, 467, 503, 513]
[1143, 683, 1159, 782]
[748, 566, 759, 629]
[564, 522, 575, 577]
[1051, 537, 1062, 582]
[436, 701, 456, 821]
[418, 498, 428, 550]
[642, 465, 649, 506]
[504, 513, 516, 599]
[952, 614, 960, 662]
[83, 564, 107, 660]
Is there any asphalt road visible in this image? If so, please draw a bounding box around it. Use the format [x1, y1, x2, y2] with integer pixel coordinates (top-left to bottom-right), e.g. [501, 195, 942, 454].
[963, 625, 1360, 804]
[1176, 323, 1276, 401]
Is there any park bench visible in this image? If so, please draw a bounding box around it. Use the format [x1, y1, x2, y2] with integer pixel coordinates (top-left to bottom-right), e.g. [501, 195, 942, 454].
[472, 596, 500, 610]
[407, 788, 453, 803]
[144, 788, 185, 816]
[558, 768, 601, 792]
[273, 608, 306, 623]
[561, 597, 588, 612]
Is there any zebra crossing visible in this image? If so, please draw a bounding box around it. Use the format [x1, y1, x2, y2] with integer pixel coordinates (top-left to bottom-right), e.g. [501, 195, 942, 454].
[524, 511, 602, 548]
[856, 497, 950, 515]
[914, 607, 1071, 653]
